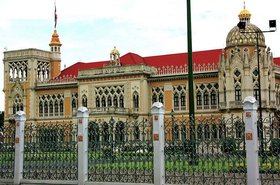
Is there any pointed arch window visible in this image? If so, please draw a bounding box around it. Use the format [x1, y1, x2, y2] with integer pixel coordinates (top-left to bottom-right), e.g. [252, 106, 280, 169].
[204, 91, 210, 109]
[59, 99, 64, 115]
[196, 91, 202, 109]
[101, 96, 106, 107]
[108, 96, 112, 107]
[133, 92, 139, 111]
[119, 95, 124, 108]
[113, 95, 118, 107]
[49, 100, 54, 116]
[82, 95, 87, 107]
[173, 92, 179, 110]
[96, 96, 100, 107]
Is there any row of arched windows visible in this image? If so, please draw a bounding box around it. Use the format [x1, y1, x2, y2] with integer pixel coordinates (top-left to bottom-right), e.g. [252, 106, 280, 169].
[38, 94, 64, 117]
[196, 83, 219, 110]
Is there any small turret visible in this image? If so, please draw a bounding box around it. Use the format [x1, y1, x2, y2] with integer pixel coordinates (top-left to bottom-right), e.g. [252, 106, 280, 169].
[49, 29, 62, 78]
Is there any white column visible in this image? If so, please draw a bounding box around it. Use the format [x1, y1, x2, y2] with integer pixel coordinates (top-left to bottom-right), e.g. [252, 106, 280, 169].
[243, 96, 260, 185]
[77, 106, 89, 185]
[14, 111, 26, 185]
[151, 102, 165, 185]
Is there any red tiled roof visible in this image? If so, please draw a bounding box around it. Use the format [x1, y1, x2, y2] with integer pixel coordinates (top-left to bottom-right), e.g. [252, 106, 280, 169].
[144, 49, 222, 68]
[274, 57, 280, 66]
[58, 49, 223, 78]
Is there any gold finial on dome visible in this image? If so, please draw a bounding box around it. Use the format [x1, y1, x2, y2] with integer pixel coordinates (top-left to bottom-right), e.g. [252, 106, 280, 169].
[49, 30, 62, 46]
[238, 0, 251, 21]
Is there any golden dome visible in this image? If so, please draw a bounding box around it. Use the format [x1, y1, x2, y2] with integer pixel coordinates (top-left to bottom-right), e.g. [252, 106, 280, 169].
[49, 30, 62, 46]
[226, 23, 265, 48]
[238, 9, 251, 20]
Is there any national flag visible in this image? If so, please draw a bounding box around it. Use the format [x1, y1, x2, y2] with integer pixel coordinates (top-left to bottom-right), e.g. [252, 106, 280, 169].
[54, 2, 58, 28]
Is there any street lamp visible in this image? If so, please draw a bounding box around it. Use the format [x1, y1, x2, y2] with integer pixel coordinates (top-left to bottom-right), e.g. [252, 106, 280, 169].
[186, 0, 197, 165]
[237, 19, 276, 159]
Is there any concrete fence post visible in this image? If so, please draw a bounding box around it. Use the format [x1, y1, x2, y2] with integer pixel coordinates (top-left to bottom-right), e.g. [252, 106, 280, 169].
[77, 106, 89, 185]
[243, 96, 260, 185]
[14, 111, 26, 185]
[151, 102, 165, 185]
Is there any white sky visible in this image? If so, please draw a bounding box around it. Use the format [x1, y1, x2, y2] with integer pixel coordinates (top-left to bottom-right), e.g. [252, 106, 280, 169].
[0, 0, 279, 111]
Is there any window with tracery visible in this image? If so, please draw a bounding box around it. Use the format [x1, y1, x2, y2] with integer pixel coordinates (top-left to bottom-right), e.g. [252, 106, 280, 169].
[38, 94, 64, 117]
[133, 91, 139, 111]
[234, 69, 242, 101]
[72, 93, 78, 112]
[173, 85, 186, 111]
[195, 83, 218, 110]
[151, 87, 164, 104]
[82, 95, 87, 107]
[12, 94, 24, 114]
[37, 61, 50, 82]
[9, 61, 28, 82]
[95, 85, 125, 109]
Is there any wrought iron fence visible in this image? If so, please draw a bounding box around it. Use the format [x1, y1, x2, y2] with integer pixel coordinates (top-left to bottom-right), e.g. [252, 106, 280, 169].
[0, 124, 15, 179]
[88, 118, 153, 183]
[23, 121, 78, 180]
[164, 114, 280, 184]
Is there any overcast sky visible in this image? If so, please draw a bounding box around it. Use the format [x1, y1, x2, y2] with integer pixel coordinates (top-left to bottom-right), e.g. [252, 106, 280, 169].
[0, 0, 279, 111]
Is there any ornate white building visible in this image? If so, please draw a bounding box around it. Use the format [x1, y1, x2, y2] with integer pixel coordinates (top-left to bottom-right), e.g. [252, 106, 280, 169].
[2, 7, 280, 136]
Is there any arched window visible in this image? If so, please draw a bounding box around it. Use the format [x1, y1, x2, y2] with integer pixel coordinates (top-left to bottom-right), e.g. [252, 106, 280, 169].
[39, 101, 43, 116]
[119, 95, 124, 108]
[44, 101, 48, 116]
[204, 91, 209, 109]
[173, 92, 179, 110]
[133, 92, 139, 110]
[55, 100, 59, 116]
[96, 96, 100, 107]
[101, 96, 106, 107]
[113, 95, 118, 107]
[49, 100, 54, 116]
[180, 92, 186, 108]
[59, 99, 64, 115]
[108, 96, 112, 107]
[82, 95, 87, 107]
[196, 91, 202, 109]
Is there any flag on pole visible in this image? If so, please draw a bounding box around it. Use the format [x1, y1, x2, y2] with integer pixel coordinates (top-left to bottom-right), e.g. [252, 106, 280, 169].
[54, 2, 58, 28]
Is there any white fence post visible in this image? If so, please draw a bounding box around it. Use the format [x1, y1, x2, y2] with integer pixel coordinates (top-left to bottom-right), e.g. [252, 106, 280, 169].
[243, 96, 260, 185]
[151, 102, 165, 185]
[77, 106, 89, 185]
[14, 111, 26, 185]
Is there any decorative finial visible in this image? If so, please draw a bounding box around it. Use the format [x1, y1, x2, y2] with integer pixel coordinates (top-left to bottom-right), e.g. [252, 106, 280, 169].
[243, 0, 246, 10]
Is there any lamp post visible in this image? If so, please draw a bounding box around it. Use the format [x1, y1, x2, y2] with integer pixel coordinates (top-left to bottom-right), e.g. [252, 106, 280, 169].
[238, 20, 276, 160]
[186, 0, 197, 165]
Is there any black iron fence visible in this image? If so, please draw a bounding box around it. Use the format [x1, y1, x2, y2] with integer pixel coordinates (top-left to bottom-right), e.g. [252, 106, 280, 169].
[0, 114, 279, 184]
